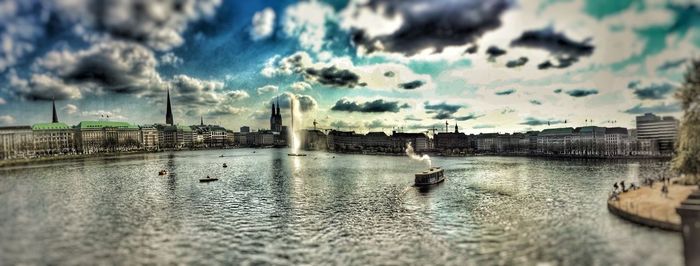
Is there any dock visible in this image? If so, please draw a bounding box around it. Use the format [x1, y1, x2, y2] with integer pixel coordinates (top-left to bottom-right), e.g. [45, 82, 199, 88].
[608, 181, 698, 231]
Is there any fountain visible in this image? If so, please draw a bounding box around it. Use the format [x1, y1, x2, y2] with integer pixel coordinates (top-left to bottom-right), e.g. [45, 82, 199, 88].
[287, 93, 307, 157]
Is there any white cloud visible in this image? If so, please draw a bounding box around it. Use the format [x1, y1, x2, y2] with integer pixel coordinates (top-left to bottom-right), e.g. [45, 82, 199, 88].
[250, 7, 276, 41]
[0, 97, 6, 105]
[160, 52, 183, 66]
[290, 81, 312, 91]
[282, 0, 334, 52]
[257, 85, 279, 95]
[62, 104, 78, 114]
[227, 90, 250, 100]
[0, 115, 15, 125]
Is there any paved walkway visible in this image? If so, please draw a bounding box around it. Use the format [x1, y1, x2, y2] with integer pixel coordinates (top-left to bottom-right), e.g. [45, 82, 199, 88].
[608, 181, 698, 231]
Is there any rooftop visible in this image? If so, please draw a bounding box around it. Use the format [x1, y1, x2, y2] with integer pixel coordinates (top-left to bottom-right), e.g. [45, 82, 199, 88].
[32, 122, 71, 130]
[78, 121, 138, 129]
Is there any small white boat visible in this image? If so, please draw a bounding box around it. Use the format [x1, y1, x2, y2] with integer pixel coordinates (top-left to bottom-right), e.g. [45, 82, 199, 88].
[415, 167, 445, 186]
[287, 153, 307, 156]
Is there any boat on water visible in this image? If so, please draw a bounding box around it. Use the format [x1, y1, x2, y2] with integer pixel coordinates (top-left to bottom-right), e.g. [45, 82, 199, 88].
[219, 155, 224, 158]
[158, 170, 168, 176]
[287, 153, 307, 156]
[199, 176, 219, 182]
[414, 167, 445, 186]
[222, 163, 228, 168]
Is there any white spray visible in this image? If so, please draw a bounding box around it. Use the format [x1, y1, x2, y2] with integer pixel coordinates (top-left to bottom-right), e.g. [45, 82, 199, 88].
[287, 92, 303, 153]
[405, 142, 431, 167]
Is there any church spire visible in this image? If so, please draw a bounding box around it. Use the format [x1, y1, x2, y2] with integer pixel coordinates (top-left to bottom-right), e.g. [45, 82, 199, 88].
[276, 96, 281, 116]
[51, 97, 58, 123]
[200, 116, 204, 126]
[165, 89, 174, 125]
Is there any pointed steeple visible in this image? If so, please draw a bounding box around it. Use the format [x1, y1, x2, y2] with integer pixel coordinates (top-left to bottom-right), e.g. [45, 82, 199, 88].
[454, 122, 459, 133]
[271, 101, 276, 116]
[165, 89, 174, 125]
[51, 97, 58, 123]
[276, 96, 281, 116]
[200, 116, 204, 126]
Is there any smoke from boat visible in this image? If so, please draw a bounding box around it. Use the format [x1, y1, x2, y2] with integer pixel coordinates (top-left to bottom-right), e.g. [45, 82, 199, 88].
[405, 142, 431, 167]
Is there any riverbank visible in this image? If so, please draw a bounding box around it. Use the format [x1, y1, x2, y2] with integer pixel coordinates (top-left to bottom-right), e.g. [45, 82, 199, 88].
[0, 147, 237, 168]
[607, 181, 698, 231]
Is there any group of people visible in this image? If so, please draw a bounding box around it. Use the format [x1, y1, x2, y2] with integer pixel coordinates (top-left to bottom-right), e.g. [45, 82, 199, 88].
[609, 175, 673, 201]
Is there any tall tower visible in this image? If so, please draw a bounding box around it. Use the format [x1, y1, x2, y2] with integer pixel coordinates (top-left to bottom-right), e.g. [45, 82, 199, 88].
[270, 101, 276, 131]
[454, 122, 459, 133]
[51, 98, 58, 123]
[165, 89, 174, 125]
[276, 97, 282, 128]
[200, 116, 204, 126]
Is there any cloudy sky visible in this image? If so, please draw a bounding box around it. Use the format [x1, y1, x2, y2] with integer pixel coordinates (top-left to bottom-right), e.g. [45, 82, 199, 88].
[0, 0, 698, 134]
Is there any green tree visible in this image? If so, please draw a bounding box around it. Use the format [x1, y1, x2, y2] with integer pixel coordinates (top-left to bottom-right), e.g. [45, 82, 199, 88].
[673, 59, 700, 185]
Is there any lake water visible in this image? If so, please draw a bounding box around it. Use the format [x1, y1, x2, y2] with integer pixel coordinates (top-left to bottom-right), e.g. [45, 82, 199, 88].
[0, 149, 682, 265]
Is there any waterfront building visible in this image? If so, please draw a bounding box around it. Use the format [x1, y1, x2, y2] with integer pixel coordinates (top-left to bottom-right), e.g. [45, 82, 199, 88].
[300, 129, 328, 150]
[362, 132, 393, 150]
[193, 124, 227, 147]
[255, 130, 275, 146]
[571, 126, 606, 155]
[0, 126, 34, 159]
[226, 130, 235, 146]
[604, 127, 629, 156]
[434, 124, 471, 154]
[75, 121, 140, 154]
[635, 113, 678, 154]
[139, 126, 159, 151]
[537, 127, 574, 154]
[391, 132, 430, 152]
[328, 130, 363, 151]
[31, 100, 75, 156]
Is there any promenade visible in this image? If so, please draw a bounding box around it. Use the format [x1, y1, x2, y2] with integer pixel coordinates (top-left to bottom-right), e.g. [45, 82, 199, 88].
[608, 181, 698, 231]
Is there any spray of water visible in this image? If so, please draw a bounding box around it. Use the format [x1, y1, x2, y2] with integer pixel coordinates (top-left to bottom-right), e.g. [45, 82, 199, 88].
[405, 142, 431, 167]
[286, 92, 303, 154]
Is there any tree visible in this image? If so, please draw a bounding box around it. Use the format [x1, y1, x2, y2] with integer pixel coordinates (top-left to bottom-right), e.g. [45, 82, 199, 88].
[673, 59, 700, 185]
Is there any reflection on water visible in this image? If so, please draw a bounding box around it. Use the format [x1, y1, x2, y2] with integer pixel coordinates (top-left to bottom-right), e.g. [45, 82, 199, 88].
[0, 149, 682, 265]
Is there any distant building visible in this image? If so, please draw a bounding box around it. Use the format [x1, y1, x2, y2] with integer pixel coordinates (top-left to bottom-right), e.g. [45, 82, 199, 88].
[604, 127, 629, 156]
[537, 127, 574, 154]
[240, 126, 250, 133]
[270, 97, 283, 132]
[0, 126, 34, 159]
[31, 99, 75, 156]
[301, 129, 328, 150]
[75, 121, 140, 154]
[139, 126, 159, 151]
[392, 132, 430, 152]
[635, 113, 678, 154]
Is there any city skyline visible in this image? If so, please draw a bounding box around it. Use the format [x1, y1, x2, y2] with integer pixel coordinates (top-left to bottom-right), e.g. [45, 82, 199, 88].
[1, 0, 699, 134]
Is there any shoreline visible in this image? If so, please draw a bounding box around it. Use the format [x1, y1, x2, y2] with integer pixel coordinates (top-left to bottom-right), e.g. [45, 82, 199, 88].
[607, 182, 697, 231]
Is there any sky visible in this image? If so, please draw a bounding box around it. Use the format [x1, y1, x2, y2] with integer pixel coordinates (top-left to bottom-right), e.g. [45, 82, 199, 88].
[0, 0, 698, 134]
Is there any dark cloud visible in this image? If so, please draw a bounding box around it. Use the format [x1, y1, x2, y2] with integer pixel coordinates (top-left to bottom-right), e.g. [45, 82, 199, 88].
[486, 46, 507, 59]
[464, 44, 478, 54]
[55, 0, 221, 51]
[424, 102, 464, 119]
[506, 57, 528, 68]
[304, 66, 361, 88]
[14, 41, 163, 101]
[384, 71, 395, 77]
[398, 80, 425, 90]
[529, 99, 542, 105]
[657, 58, 687, 71]
[623, 102, 681, 114]
[511, 28, 594, 67]
[627, 80, 641, 89]
[331, 98, 407, 113]
[566, 89, 598, 97]
[537, 56, 579, 69]
[630, 83, 675, 100]
[520, 117, 564, 126]
[553, 88, 562, 93]
[495, 89, 516, 95]
[455, 113, 483, 121]
[352, 0, 512, 55]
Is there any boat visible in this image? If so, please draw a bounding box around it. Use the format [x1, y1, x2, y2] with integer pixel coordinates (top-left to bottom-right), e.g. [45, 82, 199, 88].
[219, 155, 224, 157]
[158, 170, 168, 176]
[199, 176, 219, 182]
[222, 163, 228, 168]
[287, 153, 307, 156]
[414, 167, 445, 186]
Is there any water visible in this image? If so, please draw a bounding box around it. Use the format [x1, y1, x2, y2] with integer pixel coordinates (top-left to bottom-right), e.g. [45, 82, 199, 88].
[0, 149, 682, 265]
